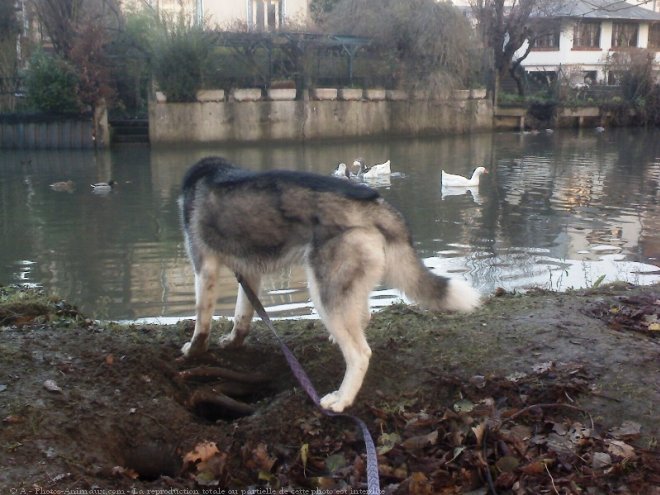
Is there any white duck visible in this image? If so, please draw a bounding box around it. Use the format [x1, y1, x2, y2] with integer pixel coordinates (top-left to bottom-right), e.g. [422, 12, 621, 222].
[332, 162, 352, 179]
[353, 158, 391, 178]
[441, 167, 487, 187]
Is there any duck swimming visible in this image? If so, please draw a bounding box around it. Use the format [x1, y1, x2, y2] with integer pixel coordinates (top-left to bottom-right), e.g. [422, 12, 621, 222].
[353, 158, 391, 178]
[50, 180, 75, 192]
[90, 180, 117, 193]
[441, 167, 487, 187]
[332, 162, 352, 179]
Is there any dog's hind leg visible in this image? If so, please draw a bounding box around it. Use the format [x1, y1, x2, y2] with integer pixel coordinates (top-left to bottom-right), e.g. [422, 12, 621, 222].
[182, 255, 221, 358]
[220, 274, 261, 349]
[309, 230, 385, 413]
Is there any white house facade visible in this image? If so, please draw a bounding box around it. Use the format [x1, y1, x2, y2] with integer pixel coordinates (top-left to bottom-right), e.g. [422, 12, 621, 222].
[202, 0, 310, 30]
[519, 0, 660, 85]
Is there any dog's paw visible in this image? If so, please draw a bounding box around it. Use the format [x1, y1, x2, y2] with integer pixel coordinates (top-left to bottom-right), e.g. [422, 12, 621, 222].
[218, 333, 245, 349]
[320, 391, 350, 413]
[181, 337, 208, 358]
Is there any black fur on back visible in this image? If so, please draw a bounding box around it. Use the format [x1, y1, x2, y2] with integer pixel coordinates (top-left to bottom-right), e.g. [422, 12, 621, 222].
[182, 156, 380, 201]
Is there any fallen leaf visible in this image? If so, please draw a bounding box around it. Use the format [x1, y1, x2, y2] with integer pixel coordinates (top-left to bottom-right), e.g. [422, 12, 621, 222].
[196, 451, 228, 484]
[407, 471, 433, 495]
[377, 432, 401, 455]
[532, 361, 554, 374]
[448, 446, 466, 463]
[471, 422, 486, 446]
[183, 441, 220, 466]
[300, 443, 309, 471]
[3, 415, 23, 424]
[43, 380, 62, 393]
[251, 443, 276, 472]
[194, 469, 220, 486]
[105, 354, 114, 365]
[402, 430, 438, 451]
[111, 466, 139, 479]
[506, 371, 527, 383]
[610, 420, 641, 439]
[606, 440, 636, 460]
[495, 456, 520, 473]
[325, 453, 347, 473]
[454, 398, 474, 413]
[519, 460, 547, 475]
[592, 452, 612, 469]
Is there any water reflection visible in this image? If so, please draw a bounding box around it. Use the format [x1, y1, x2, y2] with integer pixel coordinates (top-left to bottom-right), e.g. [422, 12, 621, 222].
[0, 128, 658, 321]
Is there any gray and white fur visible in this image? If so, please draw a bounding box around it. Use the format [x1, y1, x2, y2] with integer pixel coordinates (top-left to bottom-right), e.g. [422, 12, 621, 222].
[179, 156, 480, 412]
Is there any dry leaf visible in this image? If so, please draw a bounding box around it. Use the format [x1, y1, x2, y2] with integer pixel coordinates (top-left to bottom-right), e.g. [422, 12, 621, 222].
[111, 466, 139, 479]
[592, 452, 612, 469]
[407, 471, 433, 495]
[519, 460, 547, 475]
[610, 420, 641, 439]
[402, 430, 438, 451]
[251, 443, 276, 472]
[606, 440, 636, 460]
[183, 441, 220, 466]
[43, 380, 62, 393]
[471, 422, 486, 446]
[300, 443, 309, 471]
[3, 415, 23, 424]
[378, 432, 401, 455]
[496, 455, 520, 473]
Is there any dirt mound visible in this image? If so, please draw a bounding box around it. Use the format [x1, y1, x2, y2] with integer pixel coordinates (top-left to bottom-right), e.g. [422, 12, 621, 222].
[1, 283, 658, 493]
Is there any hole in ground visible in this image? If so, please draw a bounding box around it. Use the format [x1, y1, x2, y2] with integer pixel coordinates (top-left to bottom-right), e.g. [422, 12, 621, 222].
[176, 363, 278, 422]
[122, 441, 181, 481]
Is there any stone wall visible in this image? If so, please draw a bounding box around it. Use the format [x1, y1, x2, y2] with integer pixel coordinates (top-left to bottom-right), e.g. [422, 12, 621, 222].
[148, 89, 493, 144]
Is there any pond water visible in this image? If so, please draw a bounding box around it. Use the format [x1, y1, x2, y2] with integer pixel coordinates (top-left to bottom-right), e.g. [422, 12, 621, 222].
[1, 127, 659, 321]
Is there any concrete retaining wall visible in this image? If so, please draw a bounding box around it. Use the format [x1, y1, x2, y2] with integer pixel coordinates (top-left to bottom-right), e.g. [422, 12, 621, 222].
[149, 91, 493, 144]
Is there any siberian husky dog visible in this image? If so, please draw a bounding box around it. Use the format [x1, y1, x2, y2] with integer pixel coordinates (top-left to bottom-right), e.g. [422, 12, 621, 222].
[179, 157, 480, 413]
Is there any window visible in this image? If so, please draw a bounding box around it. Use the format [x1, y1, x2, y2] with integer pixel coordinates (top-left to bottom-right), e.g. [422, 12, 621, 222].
[531, 21, 561, 50]
[251, 0, 281, 31]
[649, 23, 660, 49]
[611, 22, 638, 48]
[573, 21, 601, 49]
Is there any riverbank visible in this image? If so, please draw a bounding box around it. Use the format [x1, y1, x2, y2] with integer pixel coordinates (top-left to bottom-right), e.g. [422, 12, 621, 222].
[1, 283, 658, 493]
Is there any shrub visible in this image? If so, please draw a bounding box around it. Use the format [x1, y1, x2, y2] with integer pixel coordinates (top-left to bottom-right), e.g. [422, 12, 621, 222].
[152, 24, 212, 102]
[24, 50, 80, 113]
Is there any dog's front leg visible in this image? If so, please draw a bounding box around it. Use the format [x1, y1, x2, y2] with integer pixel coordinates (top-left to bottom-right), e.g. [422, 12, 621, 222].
[182, 258, 221, 358]
[219, 274, 261, 349]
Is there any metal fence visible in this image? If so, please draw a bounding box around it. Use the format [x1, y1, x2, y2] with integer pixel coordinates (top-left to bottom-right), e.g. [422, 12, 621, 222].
[0, 114, 95, 149]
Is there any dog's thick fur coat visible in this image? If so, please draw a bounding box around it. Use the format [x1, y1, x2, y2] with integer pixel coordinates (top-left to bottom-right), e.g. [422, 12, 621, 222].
[179, 157, 480, 412]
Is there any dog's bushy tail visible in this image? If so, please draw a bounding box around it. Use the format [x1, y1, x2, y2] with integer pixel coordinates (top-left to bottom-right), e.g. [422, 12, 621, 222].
[384, 241, 480, 313]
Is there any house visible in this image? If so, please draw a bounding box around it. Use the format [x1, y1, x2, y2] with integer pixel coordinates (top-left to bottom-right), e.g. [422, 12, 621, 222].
[202, 0, 310, 30]
[520, 0, 660, 85]
[120, 0, 309, 30]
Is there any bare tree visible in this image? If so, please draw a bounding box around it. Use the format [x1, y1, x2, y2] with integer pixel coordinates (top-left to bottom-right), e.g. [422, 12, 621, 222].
[318, 0, 480, 93]
[470, 0, 569, 104]
[0, 0, 20, 110]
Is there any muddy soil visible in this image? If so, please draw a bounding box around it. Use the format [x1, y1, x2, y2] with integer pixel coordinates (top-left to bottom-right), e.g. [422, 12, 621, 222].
[1, 283, 658, 494]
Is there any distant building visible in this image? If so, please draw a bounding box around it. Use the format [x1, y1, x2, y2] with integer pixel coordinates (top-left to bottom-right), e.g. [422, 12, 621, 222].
[202, 0, 310, 30]
[520, 0, 660, 85]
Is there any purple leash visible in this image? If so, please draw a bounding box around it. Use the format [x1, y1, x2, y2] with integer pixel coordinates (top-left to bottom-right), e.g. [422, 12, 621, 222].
[237, 276, 381, 495]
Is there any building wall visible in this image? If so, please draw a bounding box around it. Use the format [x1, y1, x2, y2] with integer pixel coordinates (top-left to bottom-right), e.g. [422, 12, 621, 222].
[204, 0, 309, 29]
[521, 19, 660, 83]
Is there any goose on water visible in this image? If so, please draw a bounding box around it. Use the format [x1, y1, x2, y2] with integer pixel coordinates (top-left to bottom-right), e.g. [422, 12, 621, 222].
[441, 167, 487, 187]
[353, 158, 391, 178]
